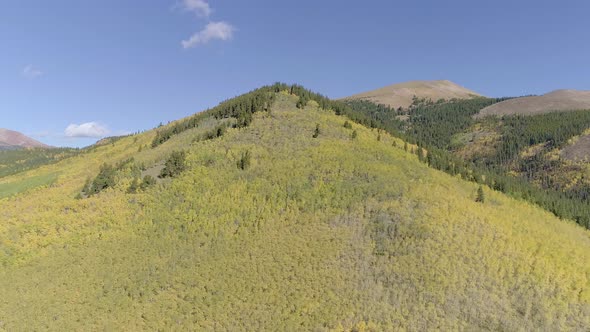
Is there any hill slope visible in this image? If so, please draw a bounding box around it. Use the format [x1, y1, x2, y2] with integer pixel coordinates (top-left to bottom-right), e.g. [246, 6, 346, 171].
[343, 80, 483, 109]
[0, 88, 589, 330]
[476, 89, 590, 118]
[0, 128, 49, 149]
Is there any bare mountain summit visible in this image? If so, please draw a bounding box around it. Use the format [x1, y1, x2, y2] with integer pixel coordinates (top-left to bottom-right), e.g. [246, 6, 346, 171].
[0, 128, 49, 149]
[476, 89, 590, 118]
[342, 80, 483, 109]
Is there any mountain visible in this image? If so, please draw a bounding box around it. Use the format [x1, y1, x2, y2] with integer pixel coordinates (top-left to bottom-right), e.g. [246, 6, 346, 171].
[342, 80, 483, 109]
[342, 93, 590, 228]
[476, 89, 590, 118]
[0, 128, 49, 149]
[0, 85, 588, 330]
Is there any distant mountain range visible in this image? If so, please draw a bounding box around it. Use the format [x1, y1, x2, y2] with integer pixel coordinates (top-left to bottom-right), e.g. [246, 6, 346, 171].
[476, 89, 590, 118]
[342, 80, 483, 109]
[344, 80, 590, 119]
[0, 128, 50, 149]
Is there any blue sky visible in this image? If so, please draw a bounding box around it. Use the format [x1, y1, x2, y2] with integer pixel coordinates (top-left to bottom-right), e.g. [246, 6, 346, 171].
[2, 0, 590, 147]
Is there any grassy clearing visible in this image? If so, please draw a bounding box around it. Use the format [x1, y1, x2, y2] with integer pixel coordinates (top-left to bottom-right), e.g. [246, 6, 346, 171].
[0, 173, 59, 199]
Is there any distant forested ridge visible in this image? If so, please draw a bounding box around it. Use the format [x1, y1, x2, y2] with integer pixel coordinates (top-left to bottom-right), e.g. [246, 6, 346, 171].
[344, 97, 590, 228]
[0, 148, 79, 178]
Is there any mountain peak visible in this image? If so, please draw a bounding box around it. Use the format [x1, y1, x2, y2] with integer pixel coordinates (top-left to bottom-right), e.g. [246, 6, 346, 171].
[477, 89, 590, 118]
[342, 80, 483, 109]
[0, 128, 50, 149]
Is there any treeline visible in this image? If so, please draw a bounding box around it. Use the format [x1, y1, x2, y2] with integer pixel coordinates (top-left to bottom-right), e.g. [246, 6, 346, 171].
[491, 110, 590, 165]
[151, 86, 277, 147]
[148, 83, 336, 147]
[343, 100, 406, 137]
[408, 97, 509, 149]
[0, 148, 80, 178]
[343, 98, 590, 229]
[423, 146, 590, 228]
[82, 151, 189, 198]
[149, 82, 380, 149]
[344, 97, 510, 149]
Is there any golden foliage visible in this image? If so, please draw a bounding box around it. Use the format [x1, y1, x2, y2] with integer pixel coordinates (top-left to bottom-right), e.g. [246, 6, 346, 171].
[0, 94, 589, 330]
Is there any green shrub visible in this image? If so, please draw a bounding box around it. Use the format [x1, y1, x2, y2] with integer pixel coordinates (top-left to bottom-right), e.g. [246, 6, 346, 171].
[160, 151, 187, 178]
[237, 151, 251, 170]
[88, 163, 116, 196]
[140, 175, 157, 190]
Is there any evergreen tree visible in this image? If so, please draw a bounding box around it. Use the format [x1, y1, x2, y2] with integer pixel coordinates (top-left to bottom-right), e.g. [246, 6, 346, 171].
[237, 151, 251, 170]
[476, 186, 485, 203]
[160, 151, 187, 178]
[88, 163, 116, 196]
[417, 147, 425, 162]
[312, 124, 321, 138]
[82, 177, 92, 195]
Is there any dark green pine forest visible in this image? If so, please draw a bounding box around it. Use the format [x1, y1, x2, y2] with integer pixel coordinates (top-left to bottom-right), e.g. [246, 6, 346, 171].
[343, 97, 590, 228]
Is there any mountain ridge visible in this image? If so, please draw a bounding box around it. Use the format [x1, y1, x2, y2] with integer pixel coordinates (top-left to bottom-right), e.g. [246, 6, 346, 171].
[476, 89, 590, 118]
[342, 80, 483, 109]
[0, 128, 50, 149]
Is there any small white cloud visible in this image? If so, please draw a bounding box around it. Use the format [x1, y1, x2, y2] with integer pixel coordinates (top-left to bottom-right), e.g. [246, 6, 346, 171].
[22, 65, 43, 78]
[182, 21, 235, 48]
[182, 0, 212, 17]
[65, 122, 110, 138]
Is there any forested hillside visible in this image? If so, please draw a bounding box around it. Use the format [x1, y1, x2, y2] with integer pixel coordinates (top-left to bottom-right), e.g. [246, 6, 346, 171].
[0, 86, 589, 330]
[344, 98, 590, 228]
[0, 148, 79, 178]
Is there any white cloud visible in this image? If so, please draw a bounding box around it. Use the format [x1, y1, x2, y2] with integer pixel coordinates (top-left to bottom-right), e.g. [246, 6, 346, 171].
[182, 21, 235, 48]
[22, 65, 43, 78]
[65, 122, 110, 138]
[182, 0, 212, 17]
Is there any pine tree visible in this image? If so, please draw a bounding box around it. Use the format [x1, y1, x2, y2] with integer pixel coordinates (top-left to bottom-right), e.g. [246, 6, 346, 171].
[160, 151, 187, 178]
[351, 130, 358, 140]
[237, 150, 251, 170]
[312, 124, 321, 138]
[417, 147, 425, 162]
[82, 177, 92, 195]
[88, 163, 116, 196]
[476, 186, 485, 203]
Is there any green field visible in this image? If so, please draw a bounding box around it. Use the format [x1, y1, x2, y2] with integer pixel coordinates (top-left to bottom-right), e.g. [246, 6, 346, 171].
[0, 173, 59, 199]
[0, 148, 78, 178]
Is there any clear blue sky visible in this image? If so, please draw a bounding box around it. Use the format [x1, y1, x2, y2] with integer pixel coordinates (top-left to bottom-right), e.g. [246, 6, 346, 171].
[2, 0, 589, 147]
